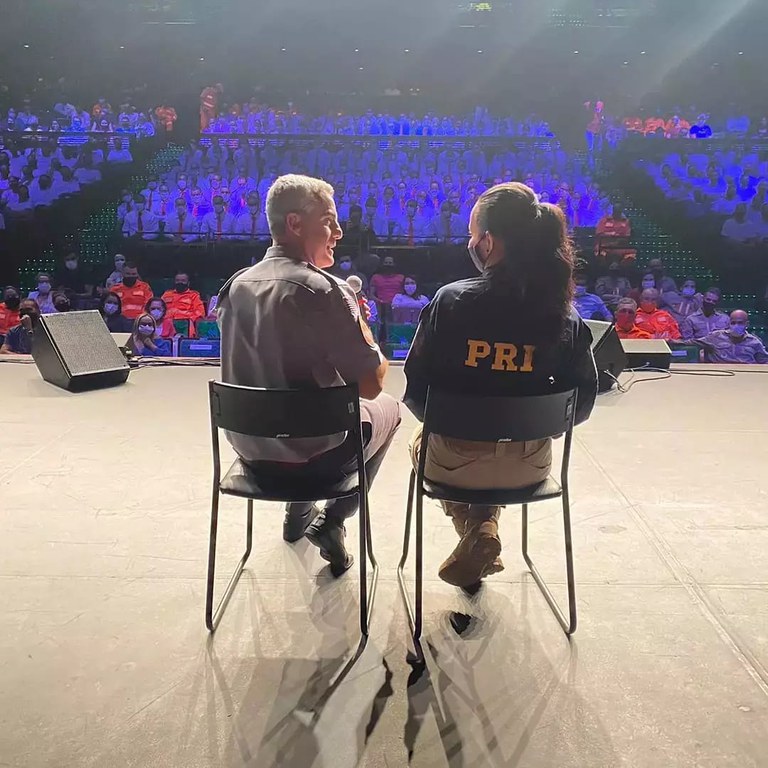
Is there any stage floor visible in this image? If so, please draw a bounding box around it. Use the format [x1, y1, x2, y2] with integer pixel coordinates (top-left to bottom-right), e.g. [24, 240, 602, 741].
[2, 360, 768, 767]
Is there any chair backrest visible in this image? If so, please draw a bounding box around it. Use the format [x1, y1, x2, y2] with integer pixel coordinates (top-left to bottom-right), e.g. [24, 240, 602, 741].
[423, 388, 577, 443]
[209, 381, 361, 439]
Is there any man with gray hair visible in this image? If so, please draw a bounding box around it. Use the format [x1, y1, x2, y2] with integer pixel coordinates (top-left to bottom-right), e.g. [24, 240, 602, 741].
[217, 174, 401, 576]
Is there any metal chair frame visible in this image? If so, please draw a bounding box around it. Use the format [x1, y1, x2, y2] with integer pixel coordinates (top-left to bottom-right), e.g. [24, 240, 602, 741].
[206, 381, 378, 648]
[397, 388, 578, 661]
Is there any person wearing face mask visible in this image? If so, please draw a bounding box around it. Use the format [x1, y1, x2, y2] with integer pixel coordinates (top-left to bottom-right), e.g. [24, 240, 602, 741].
[391, 276, 429, 324]
[151, 184, 173, 223]
[572, 274, 612, 321]
[218, 174, 400, 577]
[128, 313, 160, 356]
[0, 286, 22, 341]
[27, 272, 56, 314]
[122, 194, 159, 240]
[110, 263, 153, 320]
[1, 298, 40, 354]
[394, 199, 431, 246]
[661, 277, 703, 325]
[634, 288, 681, 340]
[684, 310, 768, 364]
[628, 273, 657, 304]
[426, 200, 467, 245]
[235, 193, 268, 240]
[404, 182, 597, 588]
[329, 254, 368, 289]
[680, 287, 731, 341]
[614, 298, 652, 339]
[140, 174, 160, 210]
[160, 273, 205, 332]
[53, 252, 93, 297]
[104, 253, 127, 292]
[171, 174, 191, 208]
[163, 198, 201, 242]
[98, 292, 132, 332]
[646, 258, 678, 294]
[202, 195, 236, 240]
[144, 297, 175, 338]
[53, 293, 71, 313]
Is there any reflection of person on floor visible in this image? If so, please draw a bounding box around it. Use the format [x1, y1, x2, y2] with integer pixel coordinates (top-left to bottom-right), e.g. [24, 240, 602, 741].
[217, 174, 401, 577]
[403, 182, 598, 589]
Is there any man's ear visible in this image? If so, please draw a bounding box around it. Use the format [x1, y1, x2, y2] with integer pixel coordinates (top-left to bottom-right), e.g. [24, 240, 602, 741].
[285, 212, 302, 237]
[484, 231, 495, 258]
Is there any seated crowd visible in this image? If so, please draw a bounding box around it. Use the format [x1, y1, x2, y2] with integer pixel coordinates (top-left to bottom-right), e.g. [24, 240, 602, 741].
[117, 138, 611, 242]
[621, 110, 768, 141]
[0, 140, 115, 224]
[573, 259, 768, 363]
[3, 95, 175, 136]
[203, 103, 553, 138]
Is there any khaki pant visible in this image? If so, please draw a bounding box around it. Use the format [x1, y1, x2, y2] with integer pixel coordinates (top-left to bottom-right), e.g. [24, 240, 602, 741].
[409, 426, 552, 523]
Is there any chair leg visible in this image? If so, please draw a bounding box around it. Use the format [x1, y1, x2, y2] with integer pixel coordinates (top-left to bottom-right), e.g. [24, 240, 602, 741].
[396, 470, 424, 662]
[521, 498, 577, 635]
[358, 487, 379, 638]
[205, 495, 254, 632]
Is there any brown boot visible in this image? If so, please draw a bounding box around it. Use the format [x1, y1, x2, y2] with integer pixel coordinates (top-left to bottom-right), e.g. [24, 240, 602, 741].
[438, 508, 504, 588]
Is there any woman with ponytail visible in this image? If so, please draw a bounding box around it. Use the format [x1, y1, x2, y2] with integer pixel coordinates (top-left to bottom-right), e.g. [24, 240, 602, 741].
[404, 181, 598, 589]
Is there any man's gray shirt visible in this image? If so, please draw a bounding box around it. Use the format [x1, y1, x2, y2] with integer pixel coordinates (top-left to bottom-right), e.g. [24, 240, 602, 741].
[217, 246, 383, 463]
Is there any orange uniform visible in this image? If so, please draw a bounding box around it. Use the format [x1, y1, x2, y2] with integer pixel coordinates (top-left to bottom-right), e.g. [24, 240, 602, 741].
[623, 117, 645, 133]
[616, 325, 652, 340]
[643, 117, 667, 135]
[155, 106, 177, 132]
[200, 86, 219, 131]
[596, 215, 632, 239]
[111, 280, 154, 320]
[0, 303, 20, 336]
[634, 309, 681, 341]
[161, 288, 206, 323]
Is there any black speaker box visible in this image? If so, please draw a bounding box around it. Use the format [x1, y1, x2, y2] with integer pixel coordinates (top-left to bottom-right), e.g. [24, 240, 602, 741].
[31, 311, 130, 392]
[584, 320, 628, 392]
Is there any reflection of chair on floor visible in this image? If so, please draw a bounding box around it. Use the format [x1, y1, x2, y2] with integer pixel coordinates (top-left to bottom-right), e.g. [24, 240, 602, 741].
[398, 388, 579, 662]
[205, 381, 378, 657]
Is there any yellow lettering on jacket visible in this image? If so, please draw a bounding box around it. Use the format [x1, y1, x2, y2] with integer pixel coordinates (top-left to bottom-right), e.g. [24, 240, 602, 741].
[465, 339, 491, 367]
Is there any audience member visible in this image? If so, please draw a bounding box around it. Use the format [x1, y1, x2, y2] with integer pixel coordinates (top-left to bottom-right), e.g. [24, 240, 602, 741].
[369, 256, 405, 312]
[53, 252, 93, 297]
[573, 274, 613, 321]
[160, 273, 206, 331]
[721, 204, 759, 243]
[201, 195, 236, 239]
[128, 313, 160, 356]
[164, 197, 201, 242]
[145, 297, 175, 338]
[99, 292, 132, 332]
[104, 253, 127, 291]
[123, 194, 159, 239]
[594, 263, 632, 309]
[647, 259, 678, 293]
[634, 288, 681, 340]
[680, 288, 731, 340]
[27, 272, 56, 314]
[686, 311, 768, 363]
[0, 298, 39, 354]
[391, 276, 429, 324]
[330, 254, 368, 290]
[661, 278, 703, 325]
[110, 263, 153, 319]
[53, 293, 71, 313]
[614, 298, 652, 339]
[0, 286, 21, 339]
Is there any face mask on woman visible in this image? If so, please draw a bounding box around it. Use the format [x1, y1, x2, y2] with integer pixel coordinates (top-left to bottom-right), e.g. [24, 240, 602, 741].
[404, 282, 417, 296]
[682, 286, 696, 297]
[104, 302, 119, 316]
[137, 323, 154, 336]
[37, 282, 51, 294]
[150, 308, 164, 320]
[339, 261, 352, 271]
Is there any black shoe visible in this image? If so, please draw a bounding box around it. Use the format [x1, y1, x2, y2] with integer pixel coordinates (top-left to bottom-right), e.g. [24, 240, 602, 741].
[283, 504, 322, 543]
[304, 514, 354, 577]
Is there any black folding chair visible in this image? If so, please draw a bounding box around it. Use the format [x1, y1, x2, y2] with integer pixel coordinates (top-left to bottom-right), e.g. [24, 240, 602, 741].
[207, 381, 378, 644]
[398, 388, 578, 660]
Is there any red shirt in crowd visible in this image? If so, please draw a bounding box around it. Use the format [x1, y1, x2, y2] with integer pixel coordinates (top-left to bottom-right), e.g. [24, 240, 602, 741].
[160, 288, 206, 323]
[635, 308, 681, 340]
[0, 303, 20, 336]
[370, 272, 405, 305]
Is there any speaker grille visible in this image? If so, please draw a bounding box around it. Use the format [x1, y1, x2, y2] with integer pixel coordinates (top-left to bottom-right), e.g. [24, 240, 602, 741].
[41, 311, 128, 375]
